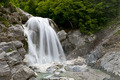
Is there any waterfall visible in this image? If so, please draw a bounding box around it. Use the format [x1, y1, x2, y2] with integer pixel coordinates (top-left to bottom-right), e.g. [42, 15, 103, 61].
[23, 17, 66, 66]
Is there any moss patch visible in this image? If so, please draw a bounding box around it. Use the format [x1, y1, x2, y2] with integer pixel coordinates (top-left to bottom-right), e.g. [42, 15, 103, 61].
[0, 17, 10, 28]
[114, 30, 120, 35]
[7, 49, 13, 52]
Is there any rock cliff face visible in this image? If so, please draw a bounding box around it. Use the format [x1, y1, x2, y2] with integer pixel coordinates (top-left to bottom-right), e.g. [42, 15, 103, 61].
[0, 4, 36, 80]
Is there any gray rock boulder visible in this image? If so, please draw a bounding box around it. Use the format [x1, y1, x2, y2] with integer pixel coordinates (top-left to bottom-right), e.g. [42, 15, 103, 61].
[60, 30, 96, 59]
[8, 25, 25, 41]
[0, 61, 11, 80]
[18, 48, 26, 58]
[7, 50, 23, 68]
[100, 52, 120, 77]
[68, 30, 84, 46]
[62, 39, 75, 55]
[11, 41, 23, 49]
[65, 65, 88, 72]
[11, 65, 36, 80]
[57, 30, 67, 41]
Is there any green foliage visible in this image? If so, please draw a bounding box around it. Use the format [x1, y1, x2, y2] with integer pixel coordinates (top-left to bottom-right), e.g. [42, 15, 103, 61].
[0, 17, 9, 27]
[114, 30, 120, 35]
[10, 0, 120, 34]
[0, 0, 10, 7]
[7, 49, 13, 53]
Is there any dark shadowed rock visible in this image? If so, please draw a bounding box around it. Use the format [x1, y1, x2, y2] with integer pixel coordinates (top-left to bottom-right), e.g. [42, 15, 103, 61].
[0, 24, 7, 33]
[62, 39, 75, 55]
[49, 18, 59, 32]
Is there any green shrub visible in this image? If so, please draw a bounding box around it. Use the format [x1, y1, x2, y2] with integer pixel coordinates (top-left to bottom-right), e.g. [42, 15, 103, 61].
[10, 0, 120, 34]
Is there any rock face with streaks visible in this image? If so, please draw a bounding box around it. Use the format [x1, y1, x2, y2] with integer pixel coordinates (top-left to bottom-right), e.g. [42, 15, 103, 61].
[57, 30, 96, 58]
[0, 4, 36, 80]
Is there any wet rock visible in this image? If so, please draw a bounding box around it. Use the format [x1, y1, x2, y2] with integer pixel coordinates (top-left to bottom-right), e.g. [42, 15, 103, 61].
[46, 66, 58, 73]
[65, 57, 86, 65]
[12, 65, 36, 80]
[57, 30, 67, 41]
[45, 76, 75, 80]
[65, 65, 88, 72]
[49, 18, 59, 32]
[29, 77, 36, 80]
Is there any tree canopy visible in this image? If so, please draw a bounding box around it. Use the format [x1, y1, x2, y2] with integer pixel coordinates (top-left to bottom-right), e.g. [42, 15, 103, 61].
[1, 0, 120, 34]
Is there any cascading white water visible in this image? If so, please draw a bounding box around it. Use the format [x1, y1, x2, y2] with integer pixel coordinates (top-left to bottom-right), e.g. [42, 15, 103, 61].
[23, 17, 66, 66]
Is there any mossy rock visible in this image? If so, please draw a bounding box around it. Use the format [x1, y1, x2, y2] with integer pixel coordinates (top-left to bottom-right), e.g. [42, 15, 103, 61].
[7, 49, 13, 53]
[114, 30, 120, 35]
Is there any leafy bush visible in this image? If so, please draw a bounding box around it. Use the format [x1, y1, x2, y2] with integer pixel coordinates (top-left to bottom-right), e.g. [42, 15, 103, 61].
[9, 0, 120, 34]
[0, 0, 10, 7]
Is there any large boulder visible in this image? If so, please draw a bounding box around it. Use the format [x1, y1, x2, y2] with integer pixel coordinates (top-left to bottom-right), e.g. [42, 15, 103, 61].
[8, 25, 25, 41]
[11, 65, 36, 80]
[57, 30, 67, 41]
[60, 30, 96, 59]
[100, 52, 120, 76]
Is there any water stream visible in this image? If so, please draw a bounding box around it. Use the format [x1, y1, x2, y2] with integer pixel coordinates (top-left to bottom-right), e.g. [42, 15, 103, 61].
[23, 17, 66, 66]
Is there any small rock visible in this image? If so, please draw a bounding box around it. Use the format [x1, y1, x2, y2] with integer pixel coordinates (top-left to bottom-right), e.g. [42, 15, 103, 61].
[29, 77, 37, 80]
[65, 65, 88, 72]
[57, 30, 67, 41]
